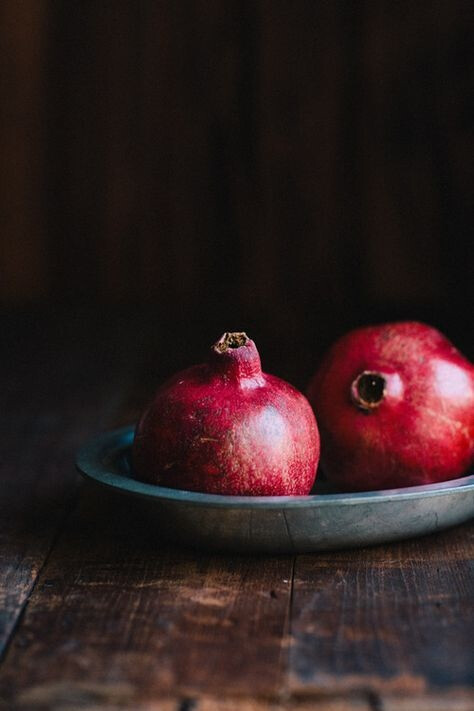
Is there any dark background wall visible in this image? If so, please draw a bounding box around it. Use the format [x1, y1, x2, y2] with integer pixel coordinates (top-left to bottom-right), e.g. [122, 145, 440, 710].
[1, 1, 473, 365]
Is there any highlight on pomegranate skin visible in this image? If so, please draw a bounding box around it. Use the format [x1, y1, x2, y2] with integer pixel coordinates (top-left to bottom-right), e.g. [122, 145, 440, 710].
[133, 332, 320, 496]
[307, 321, 474, 491]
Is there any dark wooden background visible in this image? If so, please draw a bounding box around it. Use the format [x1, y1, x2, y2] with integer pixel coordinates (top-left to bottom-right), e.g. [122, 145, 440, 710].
[1, 0, 473, 357]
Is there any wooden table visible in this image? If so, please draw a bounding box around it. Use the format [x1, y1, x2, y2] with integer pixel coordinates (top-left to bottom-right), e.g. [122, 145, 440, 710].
[1, 311, 473, 711]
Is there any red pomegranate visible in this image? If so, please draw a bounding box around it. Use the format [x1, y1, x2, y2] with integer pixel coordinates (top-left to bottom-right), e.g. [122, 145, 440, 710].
[307, 321, 474, 491]
[133, 332, 320, 495]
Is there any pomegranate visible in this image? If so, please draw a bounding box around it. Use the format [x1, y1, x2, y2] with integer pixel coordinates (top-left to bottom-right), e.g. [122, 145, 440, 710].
[133, 332, 320, 495]
[307, 321, 474, 491]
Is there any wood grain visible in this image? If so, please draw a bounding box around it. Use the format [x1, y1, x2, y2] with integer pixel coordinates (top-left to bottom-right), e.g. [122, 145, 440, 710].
[6, 689, 474, 711]
[10, 689, 373, 711]
[0, 487, 294, 704]
[288, 523, 474, 695]
[0, 0, 49, 302]
[254, 1, 348, 341]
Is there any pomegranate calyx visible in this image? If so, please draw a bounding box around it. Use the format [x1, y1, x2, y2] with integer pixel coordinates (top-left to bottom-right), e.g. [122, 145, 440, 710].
[351, 371, 386, 411]
[213, 332, 249, 353]
[210, 331, 262, 383]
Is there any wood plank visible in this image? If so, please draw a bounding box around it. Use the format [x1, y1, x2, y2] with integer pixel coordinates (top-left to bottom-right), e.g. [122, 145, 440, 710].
[379, 690, 474, 711]
[0, 486, 294, 705]
[12, 689, 372, 711]
[98, 0, 141, 302]
[194, 698, 371, 711]
[137, 0, 261, 315]
[0, 312, 145, 660]
[9, 687, 474, 711]
[255, 0, 348, 345]
[46, 1, 108, 302]
[0, 0, 49, 301]
[194, 697, 370, 711]
[288, 522, 474, 696]
[360, 1, 443, 308]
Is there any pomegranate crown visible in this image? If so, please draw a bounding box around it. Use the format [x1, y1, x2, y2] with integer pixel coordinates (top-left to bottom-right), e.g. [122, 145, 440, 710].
[213, 332, 249, 353]
[210, 331, 262, 382]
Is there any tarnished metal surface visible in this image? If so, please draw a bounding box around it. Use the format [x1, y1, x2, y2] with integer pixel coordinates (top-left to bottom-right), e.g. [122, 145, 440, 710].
[76, 426, 474, 553]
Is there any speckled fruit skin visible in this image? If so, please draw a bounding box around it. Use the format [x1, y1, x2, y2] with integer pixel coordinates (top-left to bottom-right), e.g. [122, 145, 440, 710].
[307, 322, 474, 491]
[133, 333, 320, 496]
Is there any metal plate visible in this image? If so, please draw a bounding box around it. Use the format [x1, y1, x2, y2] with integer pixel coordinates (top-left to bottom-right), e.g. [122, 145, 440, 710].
[76, 426, 474, 554]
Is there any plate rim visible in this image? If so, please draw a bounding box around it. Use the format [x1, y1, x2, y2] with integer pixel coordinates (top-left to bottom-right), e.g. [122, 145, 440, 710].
[76, 425, 474, 510]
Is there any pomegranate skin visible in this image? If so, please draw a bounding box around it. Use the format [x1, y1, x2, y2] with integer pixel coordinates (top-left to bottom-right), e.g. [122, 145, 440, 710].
[307, 322, 474, 491]
[133, 332, 320, 496]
